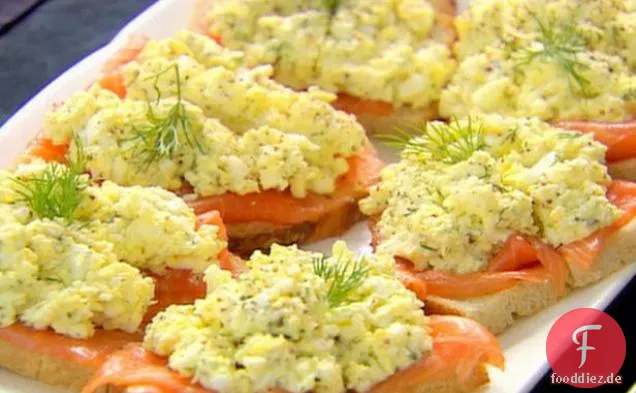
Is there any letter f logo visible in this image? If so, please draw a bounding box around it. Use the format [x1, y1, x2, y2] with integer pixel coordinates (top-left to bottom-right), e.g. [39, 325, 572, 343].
[572, 324, 602, 368]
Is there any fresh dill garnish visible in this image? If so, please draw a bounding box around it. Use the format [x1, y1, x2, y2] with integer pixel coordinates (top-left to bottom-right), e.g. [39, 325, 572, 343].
[323, 0, 340, 14]
[611, 25, 622, 46]
[380, 118, 486, 164]
[313, 254, 369, 307]
[11, 134, 89, 222]
[127, 64, 205, 168]
[622, 88, 636, 101]
[501, 127, 519, 144]
[556, 132, 580, 139]
[68, 132, 88, 174]
[420, 243, 438, 252]
[513, 13, 593, 96]
[43, 276, 65, 284]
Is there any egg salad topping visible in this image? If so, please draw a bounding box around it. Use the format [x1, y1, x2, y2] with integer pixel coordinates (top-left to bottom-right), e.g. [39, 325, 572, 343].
[43, 31, 365, 199]
[440, 0, 636, 121]
[144, 242, 430, 393]
[360, 116, 621, 273]
[74, 180, 226, 274]
[0, 165, 154, 338]
[0, 160, 226, 338]
[206, 0, 456, 108]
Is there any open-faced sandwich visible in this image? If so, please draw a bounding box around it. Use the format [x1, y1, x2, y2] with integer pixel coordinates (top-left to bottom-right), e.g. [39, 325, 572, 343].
[32, 30, 384, 256]
[82, 241, 504, 393]
[360, 115, 636, 334]
[439, 0, 636, 181]
[194, 0, 457, 133]
[0, 150, 231, 390]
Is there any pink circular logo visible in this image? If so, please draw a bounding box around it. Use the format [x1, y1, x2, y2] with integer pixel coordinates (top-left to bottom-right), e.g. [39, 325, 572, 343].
[546, 308, 626, 388]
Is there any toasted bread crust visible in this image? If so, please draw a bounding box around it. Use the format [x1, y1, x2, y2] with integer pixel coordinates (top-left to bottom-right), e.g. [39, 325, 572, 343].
[608, 157, 636, 183]
[425, 219, 636, 334]
[0, 336, 112, 392]
[227, 196, 365, 257]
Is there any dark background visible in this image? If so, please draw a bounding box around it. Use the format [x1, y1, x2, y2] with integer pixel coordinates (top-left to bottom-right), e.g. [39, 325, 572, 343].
[0, 0, 634, 391]
[0, 0, 157, 123]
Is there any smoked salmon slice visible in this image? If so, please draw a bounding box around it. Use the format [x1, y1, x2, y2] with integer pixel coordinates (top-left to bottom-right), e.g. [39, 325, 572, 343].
[332, 94, 394, 117]
[103, 35, 148, 74]
[560, 180, 636, 271]
[556, 120, 636, 162]
[527, 238, 568, 296]
[145, 209, 235, 320]
[369, 315, 504, 393]
[486, 234, 537, 272]
[144, 269, 207, 323]
[396, 258, 550, 300]
[196, 210, 228, 240]
[372, 223, 549, 300]
[81, 316, 503, 393]
[395, 262, 428, 300]
[390, 231, 569, 300]
[0, 324, 141, 367]
[81, 344, 209, 393]
[28, 138, 69, 164]
[99, 72, 127, 99]
[99, 35, 148, 99]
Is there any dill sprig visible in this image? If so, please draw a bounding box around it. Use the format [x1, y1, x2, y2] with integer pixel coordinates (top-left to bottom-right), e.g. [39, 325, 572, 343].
[127, 64, 205, 168]
[380, 118, 486, 164]
[622, 88, 636, 101]
[513, 13, 592, 96]
[11, 135, 89, 222]
[323, 0, 340, 14]
[313, 254, 369, 308]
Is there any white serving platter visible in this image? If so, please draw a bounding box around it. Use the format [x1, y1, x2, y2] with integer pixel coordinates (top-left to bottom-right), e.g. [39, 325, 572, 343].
[0, 1, 634, 392]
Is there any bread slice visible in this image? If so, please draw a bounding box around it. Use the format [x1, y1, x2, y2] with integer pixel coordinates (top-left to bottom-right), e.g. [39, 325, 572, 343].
[426, 280, 560, 335]
[425, 219, 636, 335]
[0, 336, 112, 392]
[608, 157, 636, 183]
[227, 199, 364, 257]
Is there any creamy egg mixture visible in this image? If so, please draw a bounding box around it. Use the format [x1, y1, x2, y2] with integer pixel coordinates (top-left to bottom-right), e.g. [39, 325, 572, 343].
[0, 160, 225, 338]
[44, 31, 366, 199]
[207, 0, 456, 109]
[144, 242, 430, 393]
[440, 0, 636, 121]
[360, 115, 621, 273]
